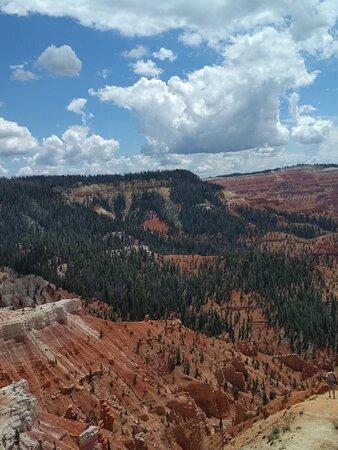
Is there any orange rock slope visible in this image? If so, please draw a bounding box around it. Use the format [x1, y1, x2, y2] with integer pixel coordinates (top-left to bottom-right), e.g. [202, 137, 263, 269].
[210, 164, 338, 216]
[0, 271, 335, 449]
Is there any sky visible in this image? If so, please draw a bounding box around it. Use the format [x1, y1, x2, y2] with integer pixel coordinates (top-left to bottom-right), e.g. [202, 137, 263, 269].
[0, 0, 338, 178]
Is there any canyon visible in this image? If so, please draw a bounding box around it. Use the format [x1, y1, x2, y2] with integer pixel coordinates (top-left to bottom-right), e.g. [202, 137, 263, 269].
[0, 268, 335, 449]
[0, 166, 336, 449]
[209, 164, 337, 216]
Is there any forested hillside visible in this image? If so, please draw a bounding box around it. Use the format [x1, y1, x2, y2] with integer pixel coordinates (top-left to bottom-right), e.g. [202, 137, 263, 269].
[0, 169, 336, 352]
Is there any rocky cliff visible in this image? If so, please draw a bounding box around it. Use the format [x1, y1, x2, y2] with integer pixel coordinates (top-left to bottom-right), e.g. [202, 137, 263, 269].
[0, 270, 334, 449]
[0, 380, 38, 449]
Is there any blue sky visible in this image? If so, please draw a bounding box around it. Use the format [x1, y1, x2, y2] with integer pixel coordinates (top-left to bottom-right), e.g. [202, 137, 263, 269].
[0, 1, 338, 177]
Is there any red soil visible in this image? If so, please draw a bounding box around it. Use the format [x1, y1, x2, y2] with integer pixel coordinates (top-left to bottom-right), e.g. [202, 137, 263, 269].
[142, 212, 170, 234]
[257, 231, 338, 257]
[1, 272, 336, 449]
[160, 254, 216, 274]
[210, 165, 338, 216]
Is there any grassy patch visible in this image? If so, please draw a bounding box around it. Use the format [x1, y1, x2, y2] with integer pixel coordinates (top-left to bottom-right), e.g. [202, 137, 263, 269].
[267, 426, 281, 443]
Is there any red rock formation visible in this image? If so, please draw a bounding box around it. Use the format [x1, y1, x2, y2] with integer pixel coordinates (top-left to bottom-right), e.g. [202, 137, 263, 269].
[216, 365, 246, 392]
[302, 363, 317, 380]
[178, 379, 231, 418]
[0, 271, 335, 449]
[142, 212, 170, 233]
[278, 354, 307, 372]
[99, 400, 116, 431]
[234, 341, 257, 357]
[209, 165, 337, 216]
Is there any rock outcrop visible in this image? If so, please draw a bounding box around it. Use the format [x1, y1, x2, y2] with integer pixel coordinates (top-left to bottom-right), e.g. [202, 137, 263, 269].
[166, 395, 209, 450]
[278, 354, 307, 372]
[0, 270, 333, 449]
[0, 298, 81, 341]
[216, 364, 246, 392]
[78, 426, 100, 450]
[0, 267, 66, 308]
[178, 379, 231, 418]
[277, 354, 318, 380]
[234, 341, 257, 357]
[0, 380, 37, 449]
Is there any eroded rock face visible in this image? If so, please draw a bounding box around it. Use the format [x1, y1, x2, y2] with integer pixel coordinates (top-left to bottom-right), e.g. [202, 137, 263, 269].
[178, 380, 231, 418]
[0, 267, 66, 308]
[234, 341, 258, 357]
[302, 363, 317, 380]
[0, 380, 37, 449]
[209, 165, 337, 216]
[0, 298, 81, 341]
[99, 400, 116, 431]
[216, 365, 246, 392]
[166, 395, 209, 450]
[78, 425, 100, 450]
[277, 354, 318, 380]
[278, 354, 307, 372]
[0, 269, 333, 449]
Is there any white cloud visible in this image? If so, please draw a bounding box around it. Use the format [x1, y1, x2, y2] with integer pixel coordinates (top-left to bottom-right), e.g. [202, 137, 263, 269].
[67, 97, 93, 122]
[1, 1, 337, 176]
[0, 117, 37, 156]
[299, 104, 316, 114]
[178, 31, 204, 47]
[36, 45, 82, 76]
[17, 125, 119, 176]
[0, 116, 120, 175]
[292, 116, 333, 144]
[289, 92, 332, 144]
[0, 115, 334, 178]
[316, 127, 338, 162]
[97, 68, 110, 79]
[1, 1, 338, 57]
[91, 28, 315, 156]
[153, 47, 176, 62]
[122, 45, 148, 59]
[67, 98, 87, 115]
[10, 67, 37, 81]
[131, 59, 162, 78]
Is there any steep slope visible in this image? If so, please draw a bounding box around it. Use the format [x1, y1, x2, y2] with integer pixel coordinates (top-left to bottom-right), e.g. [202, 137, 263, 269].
[225, 392, 338, 449]
[209, 164, 338, 216]
[0, 169, 336, 355]
[0, 270, 334, 449]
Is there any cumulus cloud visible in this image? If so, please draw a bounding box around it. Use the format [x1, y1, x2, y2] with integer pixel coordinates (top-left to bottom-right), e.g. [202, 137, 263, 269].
[178, 31, 204, 47]
[67, 98, 93, 122]
[0, 117, 37, 156]
[36, 45, 82, 76]
[1, 1, 338, 57]
[316, 127, 338, 162]
[131, 59, 162, 78]
[153, 47, 176, 62]
[10, 65, 37, 81]
[0, 114, 335, 178]
[67, 98, 87, 115]
[123, 45, 148, 59]
[31, 125, 119, 169]
[91, 28, 315, 156]
[0, 115, 121, 175]
[2, 1, 338, 176]
[289, 92, 332, 144]
[17, 144, 310, 178]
